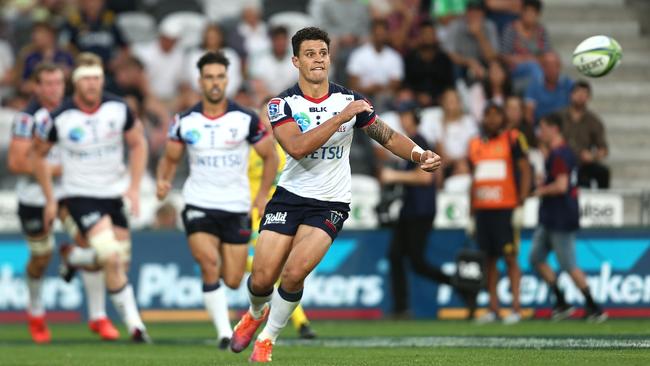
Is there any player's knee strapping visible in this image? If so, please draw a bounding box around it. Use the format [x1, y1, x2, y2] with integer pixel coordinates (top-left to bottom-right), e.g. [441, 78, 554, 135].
[27, 233, 55, 256]
[118, 239, 131, 262]
[62, 214, 79, 240]
[89, 229, 123, 263]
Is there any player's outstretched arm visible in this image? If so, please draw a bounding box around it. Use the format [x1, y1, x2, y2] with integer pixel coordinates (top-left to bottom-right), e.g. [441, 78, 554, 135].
[274, 100, 373, 160]
[125, 120, 148, 217]
[32, 137, 57, 229]
[364, 117, 442, 172]
[251, 135, 279, 216]
[155, 137, 185, 200]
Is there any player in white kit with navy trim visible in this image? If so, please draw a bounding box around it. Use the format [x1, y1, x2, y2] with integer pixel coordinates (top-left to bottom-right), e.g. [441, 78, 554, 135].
[33, 53, 150, 342]
[230, 27, 442, 362]
[156, 51, 278, 349]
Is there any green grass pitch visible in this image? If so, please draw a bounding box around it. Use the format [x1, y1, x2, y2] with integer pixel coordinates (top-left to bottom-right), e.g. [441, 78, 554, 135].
[1, 320, 649, 365]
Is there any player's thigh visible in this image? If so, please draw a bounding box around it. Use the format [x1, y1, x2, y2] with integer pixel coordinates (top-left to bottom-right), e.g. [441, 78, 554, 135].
[251, 229, 294, 285]
[282, 225, 333, 282]
[187, 232, 221, 265]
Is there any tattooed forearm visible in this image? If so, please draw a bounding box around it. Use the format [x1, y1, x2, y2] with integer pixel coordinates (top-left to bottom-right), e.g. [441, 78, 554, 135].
[365, 118, 394, 146]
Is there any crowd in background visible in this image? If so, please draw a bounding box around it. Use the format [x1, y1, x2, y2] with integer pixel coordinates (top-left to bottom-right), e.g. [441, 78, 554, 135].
[0, 0, 612, 227]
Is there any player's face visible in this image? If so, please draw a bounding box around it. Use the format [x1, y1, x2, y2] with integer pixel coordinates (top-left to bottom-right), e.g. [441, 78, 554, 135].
[199, 63, 228, 104]
[293, 40, 330, 84]
[36, 69, 65, 107]
[75, 74, 104, 106]
[483, 107, 504, 135]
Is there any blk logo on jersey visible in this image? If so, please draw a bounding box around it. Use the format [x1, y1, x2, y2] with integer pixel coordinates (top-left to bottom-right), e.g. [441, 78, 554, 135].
[69, 127, 85, 142]
[309, 106, 327, 113]
[264, 212, 287, 225]
[183, 129, 201, 145]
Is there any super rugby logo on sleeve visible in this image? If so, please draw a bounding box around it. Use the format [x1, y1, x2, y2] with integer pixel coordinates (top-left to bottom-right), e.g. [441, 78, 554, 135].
[267, 98, 285, 123]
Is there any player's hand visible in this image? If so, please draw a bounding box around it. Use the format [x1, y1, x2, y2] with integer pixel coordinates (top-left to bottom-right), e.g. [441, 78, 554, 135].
[338, 100, 373, 123]
[380, 167, 398, 185]
[252, 195, 267, 220]
[419, 150, 442, 172]
[124, 187, 140, 217]
[43, 200, 58, 231]
[156, 180, 171, 200]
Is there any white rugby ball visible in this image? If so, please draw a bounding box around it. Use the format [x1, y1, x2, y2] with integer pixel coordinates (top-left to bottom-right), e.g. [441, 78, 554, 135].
[572, 35, 622, 77]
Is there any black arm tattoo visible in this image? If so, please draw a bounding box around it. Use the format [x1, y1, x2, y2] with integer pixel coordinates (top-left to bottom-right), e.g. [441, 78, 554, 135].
[364, 117, 394, 146]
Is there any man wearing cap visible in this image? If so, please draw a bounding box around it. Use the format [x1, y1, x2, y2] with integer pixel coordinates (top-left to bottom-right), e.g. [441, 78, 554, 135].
[468, 103, 531, 324]
[33, 52, 151, 342]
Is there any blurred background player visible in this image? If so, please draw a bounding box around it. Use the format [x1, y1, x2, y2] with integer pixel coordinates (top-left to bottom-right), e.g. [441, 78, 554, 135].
[230, 27, 441, 362]
[247, 97, 316, 339]
[33, 53, 150, 342]
[530, 113, 607, 322]
[156, 51, 278, 349]
[468, 103, 531, 324]
[7, 62, 117, 343]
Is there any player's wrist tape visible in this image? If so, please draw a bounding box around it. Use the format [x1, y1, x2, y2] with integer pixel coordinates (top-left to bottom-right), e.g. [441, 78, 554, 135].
[72, 65, 104, 82]
[410, 145, 425, 163]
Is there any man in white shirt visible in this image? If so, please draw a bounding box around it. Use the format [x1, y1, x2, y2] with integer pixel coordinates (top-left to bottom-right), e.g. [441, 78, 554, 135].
[346, 19, 404, 110]
[249, 26, 298, 100]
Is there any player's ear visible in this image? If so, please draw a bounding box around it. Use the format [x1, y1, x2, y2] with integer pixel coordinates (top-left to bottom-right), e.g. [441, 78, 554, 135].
[291, 56, 299, 68]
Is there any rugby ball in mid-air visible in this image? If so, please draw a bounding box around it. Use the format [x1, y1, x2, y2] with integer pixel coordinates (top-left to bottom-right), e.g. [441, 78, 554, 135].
[572, 35, 622, 77]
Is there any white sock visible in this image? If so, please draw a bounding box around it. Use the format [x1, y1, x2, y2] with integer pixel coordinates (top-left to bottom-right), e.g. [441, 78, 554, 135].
[247, 276, 272, 319]
[258, 287, 302, 343]
[203, 282, 232, 339]
[27, 276, 45, 317]
[81, 270, 106, 321]
[68, 246, 96, 266]
[109, 284, 145, 333]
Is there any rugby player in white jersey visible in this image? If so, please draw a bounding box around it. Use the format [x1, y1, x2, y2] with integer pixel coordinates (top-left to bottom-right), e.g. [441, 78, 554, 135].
[230, 27, 442, 362]
[8, 62, 118, 343]
[33, 53, 150, 342]
[156, 51, 278, 349]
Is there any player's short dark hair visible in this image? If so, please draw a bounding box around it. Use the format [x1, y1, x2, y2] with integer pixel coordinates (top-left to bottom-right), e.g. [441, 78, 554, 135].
[523, 0, 543, 12]
[572, 79, 592, 95]
[32, 62, 63, 82]
[541, 112, 563, 131]
[291, 27, 330, 56]
[196, 51, 230, 74]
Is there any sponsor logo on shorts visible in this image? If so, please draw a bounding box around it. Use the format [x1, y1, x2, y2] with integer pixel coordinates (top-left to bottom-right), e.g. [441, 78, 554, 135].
[24, 219, 43, 232]
[185, 209, 206, 221]
[80, 211, 101, 228]
[325, 210, 344, 233]
[264, 212, 287, 225]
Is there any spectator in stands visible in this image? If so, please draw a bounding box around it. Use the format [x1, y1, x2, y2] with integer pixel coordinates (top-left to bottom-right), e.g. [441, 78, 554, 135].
[443, 0, 499, 82]
[152, 202, 179, 230]
[525, 51, 573, 125]
[485, 0, 522, 35]
[505, 95, 536, 147]
[386, 0, 430, 53]
[201, 0, 248, 23]
[312, 0, 370, 84]
[249, 26, 297, 103]
[0, 36, 14, 104]
[501, 0, 550, 92]
[559, 80, 610, 189]
[132, 17, 186, 105]
[237, 0, 271, 61]
[184, 24, 243, 101]
[403, 19, 455, 107]
[347, 18, 404, 111]
[420, 88, 478, 180]
[15, 22, 74, 93]
[468, 59, 512, 121]
[59, 0, 128, 67]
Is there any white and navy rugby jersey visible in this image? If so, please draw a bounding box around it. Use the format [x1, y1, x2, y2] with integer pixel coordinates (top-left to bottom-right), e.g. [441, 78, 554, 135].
[268, 82, 376, 203]
[11, 100, 63, 206]
[38, 93, 135, 198]
[169, 101, 268, 212]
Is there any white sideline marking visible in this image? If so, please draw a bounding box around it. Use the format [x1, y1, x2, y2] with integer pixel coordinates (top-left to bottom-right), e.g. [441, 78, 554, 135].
[278, 336, 650, 349]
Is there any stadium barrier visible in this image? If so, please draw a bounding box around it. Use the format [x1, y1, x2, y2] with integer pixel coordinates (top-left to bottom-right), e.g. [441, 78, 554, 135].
[1, 229, 649, 322]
